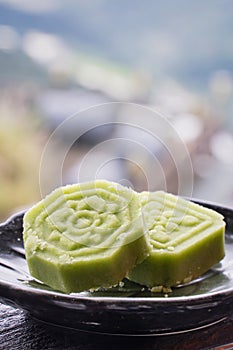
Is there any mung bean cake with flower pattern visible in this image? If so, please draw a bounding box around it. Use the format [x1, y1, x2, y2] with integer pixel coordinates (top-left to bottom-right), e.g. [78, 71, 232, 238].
[128, 191, 225, 289]
[23, 180, 149, 293]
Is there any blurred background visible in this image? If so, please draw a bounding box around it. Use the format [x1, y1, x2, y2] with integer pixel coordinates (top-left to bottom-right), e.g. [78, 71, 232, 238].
[0, 0, 233, 221]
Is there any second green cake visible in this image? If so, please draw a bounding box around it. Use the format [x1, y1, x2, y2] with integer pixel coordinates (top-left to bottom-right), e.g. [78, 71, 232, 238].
[128, 191, 225, 288]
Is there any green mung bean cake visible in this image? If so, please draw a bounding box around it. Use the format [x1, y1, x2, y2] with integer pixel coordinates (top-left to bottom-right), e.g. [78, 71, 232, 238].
[23, 180, 149, 293]
[128, 191, 225, 289]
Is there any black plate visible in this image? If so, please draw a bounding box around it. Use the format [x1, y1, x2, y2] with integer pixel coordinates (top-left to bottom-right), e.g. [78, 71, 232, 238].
[0, 200, 233, 336]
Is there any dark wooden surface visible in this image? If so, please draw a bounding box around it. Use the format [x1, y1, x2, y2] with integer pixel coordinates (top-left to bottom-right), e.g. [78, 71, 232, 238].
[1, 303, 233, 350]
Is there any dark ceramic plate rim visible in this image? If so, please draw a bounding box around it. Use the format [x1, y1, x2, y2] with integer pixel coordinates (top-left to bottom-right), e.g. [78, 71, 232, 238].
[0, 198, 232, 304]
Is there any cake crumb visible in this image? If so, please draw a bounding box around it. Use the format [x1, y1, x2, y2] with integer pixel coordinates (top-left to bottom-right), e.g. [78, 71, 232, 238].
[150, 285, 173, 294]
[151, 286, 163, 293]
[183, 276, 193, 284]
[162, 286, 172, 294]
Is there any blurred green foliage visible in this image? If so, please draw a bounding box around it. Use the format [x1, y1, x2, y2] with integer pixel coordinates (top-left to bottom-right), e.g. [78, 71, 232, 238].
[0, 110, 44, 221]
